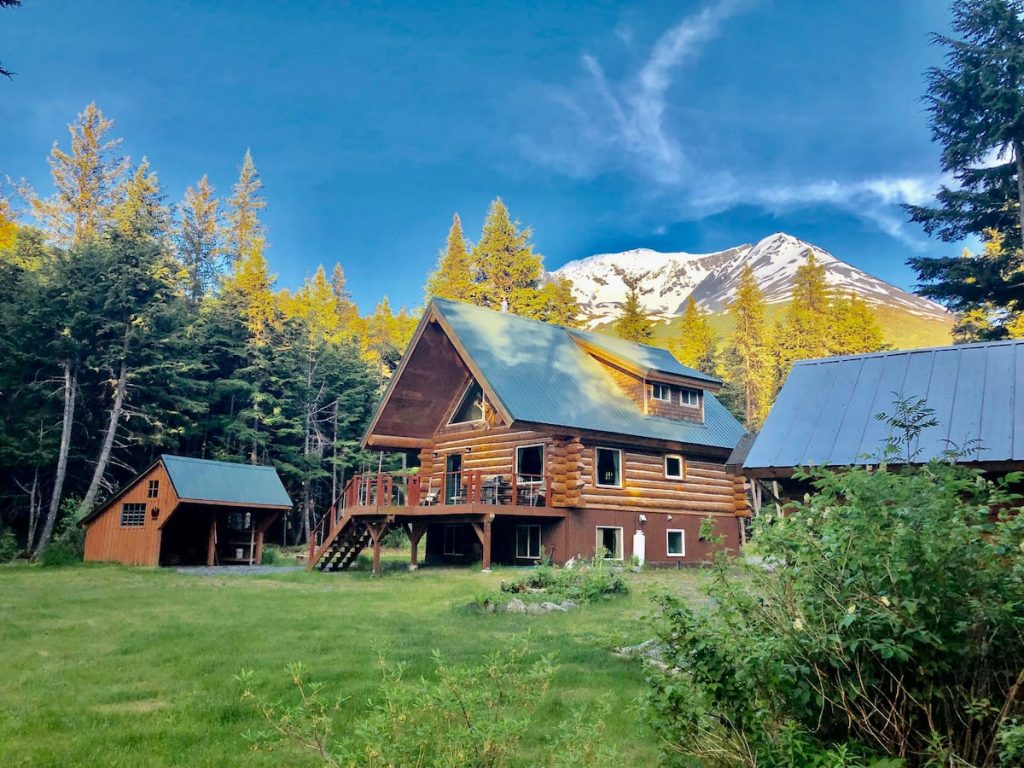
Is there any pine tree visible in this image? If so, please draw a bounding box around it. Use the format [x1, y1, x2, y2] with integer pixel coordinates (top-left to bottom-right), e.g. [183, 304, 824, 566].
[112, 159, 169, 242]
[31, 103, 129, 245]
[614, 275, 655, 344]
[471, 198, 543, 313]
[527, 275, 582, 327]
[905, 0, 1024, 338]
[177, 175, 222, 304]
[722, 265, 773, 429]
[329, 262, 360, 342]
[225, 150, 266, 265]
[774, 251, 832, 381]
[426, 213, 475, 302]
[0, 188, 17, 252]
[670, 297, 718, 374]
[828, 292, 886, 355]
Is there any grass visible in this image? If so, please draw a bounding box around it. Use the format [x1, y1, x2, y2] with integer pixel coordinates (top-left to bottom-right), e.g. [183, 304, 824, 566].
[0, 556, 713, 766]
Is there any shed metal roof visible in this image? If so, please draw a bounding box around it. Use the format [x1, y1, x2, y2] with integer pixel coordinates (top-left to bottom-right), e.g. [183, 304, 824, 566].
[430, 299, 744, 450]
[743, 340, 1024, 472]
[162, 455, 293, 507]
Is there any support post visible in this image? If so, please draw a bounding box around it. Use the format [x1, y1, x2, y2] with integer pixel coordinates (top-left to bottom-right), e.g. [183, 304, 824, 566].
[367, 521, 387, 576]
[471, 517, 493, 572]
[407, 523, 425, 571]
[207, 516, 217, 567]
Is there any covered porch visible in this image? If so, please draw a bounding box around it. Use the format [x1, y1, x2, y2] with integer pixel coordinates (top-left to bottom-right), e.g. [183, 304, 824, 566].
[159, 503, 281, 567]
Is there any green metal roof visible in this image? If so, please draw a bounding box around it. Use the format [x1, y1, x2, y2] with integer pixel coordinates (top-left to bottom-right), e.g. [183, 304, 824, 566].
[431, 299, 744, 451]
[568, 327, 722, 384]
[162, 455, 293, 507]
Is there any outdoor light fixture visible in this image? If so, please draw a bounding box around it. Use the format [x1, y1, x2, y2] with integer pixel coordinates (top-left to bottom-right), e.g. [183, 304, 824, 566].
[638, 514, 647, 525]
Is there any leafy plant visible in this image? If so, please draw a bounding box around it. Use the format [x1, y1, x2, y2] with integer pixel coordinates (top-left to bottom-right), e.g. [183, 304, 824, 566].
[40, 498, 85, 567]
[499, 555, 628, 604]
[259, 544, 284, 565]
[0, 527, 19, 562]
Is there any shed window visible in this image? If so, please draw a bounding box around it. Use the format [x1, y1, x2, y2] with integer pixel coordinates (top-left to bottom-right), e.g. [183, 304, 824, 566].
[664, 455, 685, 480]
[516, 525, 542, 560]
[147, 479, 159, 498]
[443, 525, 462, 556]
[596, 526, 623, 560]
[651, 382, 672, 401]
[120, 503, 146, 527]
[667, 529, 685, 557]
[449, 381, 484, 424]
[595, 447, 622, 488]
[680, 388, 699, 407]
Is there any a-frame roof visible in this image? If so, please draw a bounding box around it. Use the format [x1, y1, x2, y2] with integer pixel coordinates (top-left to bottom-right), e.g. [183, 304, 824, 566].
[364, 298, 744, 451]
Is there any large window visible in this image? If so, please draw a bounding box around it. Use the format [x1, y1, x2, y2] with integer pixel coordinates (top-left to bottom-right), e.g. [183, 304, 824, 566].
[147, 479, 159, 498]
[680, 388, 699, 407]
[664, 454, 685, 480]
[449, 381, 484, 424]
[651, 382, 672, 401]
[516, 525, 542, 560]
[596, 526, 623, 560]
[516, 444, 544, 478]
[667, 529, 685, 557]
[595, 447, 622, 488]
[120, 503, 146, 527]
[443, 525, 462, 556]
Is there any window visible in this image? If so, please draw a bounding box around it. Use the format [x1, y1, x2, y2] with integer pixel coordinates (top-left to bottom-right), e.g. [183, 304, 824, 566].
[516, 525, 542, 559]
[667, 529, 685, 557]
[651, 382, 672, 401]
[449, 381, 484, 424]
[594, 447, 622, 488]
[680, 388, 699, 407]
[443, 525, 463, 556]
[596, 526, 623, 560]
[147, 479, 159, 498]
[515, 444, 544, 478]
[120, 503, 146, 527]
[664, 454, 685, 480]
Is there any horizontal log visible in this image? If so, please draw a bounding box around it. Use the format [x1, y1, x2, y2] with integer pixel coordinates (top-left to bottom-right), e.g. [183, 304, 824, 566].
[578, 497, 737, 513]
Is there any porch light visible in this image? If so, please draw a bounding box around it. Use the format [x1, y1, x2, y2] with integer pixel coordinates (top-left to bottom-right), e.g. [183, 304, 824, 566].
[638, 514, 647, 525]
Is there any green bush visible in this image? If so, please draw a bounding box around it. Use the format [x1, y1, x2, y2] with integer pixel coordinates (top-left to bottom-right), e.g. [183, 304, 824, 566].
[0, 528, 19, 562]
[260, 544, 284, 565]
[238, 642, 619, 767]
[644, 458, 1024, 766]
[500, 556, 628, 604]
[40, 501, 85, 567]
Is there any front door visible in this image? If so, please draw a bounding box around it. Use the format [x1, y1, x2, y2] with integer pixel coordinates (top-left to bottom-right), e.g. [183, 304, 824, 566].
[445, 454, 463, 504]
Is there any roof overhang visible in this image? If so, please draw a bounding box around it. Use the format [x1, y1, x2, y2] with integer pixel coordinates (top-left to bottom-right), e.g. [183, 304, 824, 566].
[80, 457, 166, 526]
[568, 336, 722, 392]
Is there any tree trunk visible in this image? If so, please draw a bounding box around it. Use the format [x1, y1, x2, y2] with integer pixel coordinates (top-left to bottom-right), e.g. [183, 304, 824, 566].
[34, 361, 77, 559]
[79, 343, 130, 519]
[24, 467, 40, 555]
[1015, 140, 1024, 252]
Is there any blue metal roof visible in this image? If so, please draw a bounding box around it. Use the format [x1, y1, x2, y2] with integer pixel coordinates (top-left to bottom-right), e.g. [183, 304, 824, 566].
[431, 299, 744, 451]
[568, 327, 721, 384]
[162, 455, 293, 507]
[743, 339, 1024, 472]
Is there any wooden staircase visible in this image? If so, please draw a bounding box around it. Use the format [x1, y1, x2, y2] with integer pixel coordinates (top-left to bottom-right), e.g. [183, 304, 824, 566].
[311, 514, 372, 571]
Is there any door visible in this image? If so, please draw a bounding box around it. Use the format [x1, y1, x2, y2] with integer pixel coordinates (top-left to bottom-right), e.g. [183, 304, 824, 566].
[445, 454, 463, 505]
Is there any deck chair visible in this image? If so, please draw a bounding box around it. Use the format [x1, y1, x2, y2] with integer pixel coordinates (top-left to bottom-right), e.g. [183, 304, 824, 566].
[421, 477, 440, 506]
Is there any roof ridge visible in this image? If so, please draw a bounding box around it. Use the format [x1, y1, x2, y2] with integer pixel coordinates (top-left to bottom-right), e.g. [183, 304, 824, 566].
[792, 338, 1024, 367]
[161, 454, 277, 471]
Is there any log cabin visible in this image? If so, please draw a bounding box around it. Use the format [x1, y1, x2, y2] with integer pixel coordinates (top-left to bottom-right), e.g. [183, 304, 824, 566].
[732, 339, 1024, 512]
[309, 298, 748, 573]
[82, 455, 293, 566]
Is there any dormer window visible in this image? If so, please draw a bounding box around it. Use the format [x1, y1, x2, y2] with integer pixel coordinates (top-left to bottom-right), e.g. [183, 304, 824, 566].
[449, 381, 485, 424]
[680, 388, 699, 408]
[651, 382, 672, 401]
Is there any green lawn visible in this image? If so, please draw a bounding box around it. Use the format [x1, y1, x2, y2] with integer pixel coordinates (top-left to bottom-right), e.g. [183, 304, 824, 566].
[0, 557, 711, 767]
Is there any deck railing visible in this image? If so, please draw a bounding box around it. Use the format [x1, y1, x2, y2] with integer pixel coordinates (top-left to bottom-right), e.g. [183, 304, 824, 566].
[342, 471, 552, 511]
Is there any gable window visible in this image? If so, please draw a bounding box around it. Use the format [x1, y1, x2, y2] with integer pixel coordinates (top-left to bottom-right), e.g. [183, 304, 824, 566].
[667, 529, 685, 557]
[680, 388, 699, 407]
[594, 447, 622, 488]
[120, 503, 146, 527]
[651, 382, 672, 401]
[596, 526, 623, 560]
[449, 381, 484, 424]
[147, 479, 159, 498]
[664, 454, 685, 480]
[443, 525, 463, 556]
[516, 524, 542, 560]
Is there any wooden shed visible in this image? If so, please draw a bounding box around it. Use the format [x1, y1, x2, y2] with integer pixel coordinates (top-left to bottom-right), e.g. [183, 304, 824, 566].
[82, 455, 293, 567]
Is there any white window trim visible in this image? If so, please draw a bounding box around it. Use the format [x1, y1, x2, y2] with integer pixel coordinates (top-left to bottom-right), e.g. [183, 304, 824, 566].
[594, 447, 623, 489]
[666, 529, 686, 557]
[448, 381, 485, 425]
[516, 524, 542, 560]
[515, 443, 545, 476]
[651, 382, 672, 401]
[679, 388, 700, 408]
[664, 454, 685, 480]
[596, 525, 624, 560]
[443, 525, 463, 556]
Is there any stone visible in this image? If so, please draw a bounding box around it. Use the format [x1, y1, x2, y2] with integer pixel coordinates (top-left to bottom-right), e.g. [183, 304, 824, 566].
[559, 600, 577, 610]
[540, 601, 566, 612]
[505, 598, 527, 614]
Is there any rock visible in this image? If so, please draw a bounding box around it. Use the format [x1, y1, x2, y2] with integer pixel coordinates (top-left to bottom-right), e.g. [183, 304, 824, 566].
[559, 600, 577, 610]
[540, 601, 566, 612]
[505, 598, 527, 614]
[525, 603, 546, 615]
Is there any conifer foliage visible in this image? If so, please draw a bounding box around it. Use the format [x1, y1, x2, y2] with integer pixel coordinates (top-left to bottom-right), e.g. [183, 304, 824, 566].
[614, 274, 655, 344]
[670, 297, 718, 375]
[722, 265, 774, 429]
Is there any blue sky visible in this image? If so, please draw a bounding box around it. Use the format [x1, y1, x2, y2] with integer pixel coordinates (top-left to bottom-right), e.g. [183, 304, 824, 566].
[1, 1, 955, 313]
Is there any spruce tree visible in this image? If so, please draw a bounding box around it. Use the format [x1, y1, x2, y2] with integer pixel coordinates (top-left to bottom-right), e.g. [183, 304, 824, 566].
[528, 275, 582, 327]
[828, 292, 886, 354]
[722, 265, 774, 429]
[471, 198, 543, 313]
[330, 262, 360, 342]
[671, 297, 718, 375]
[425, 213, 475, 302]
[614, 275, 655, 344]
[177, 175, 222, 304]
[225, 150, 266, 265]
[774, 251, 832, 382]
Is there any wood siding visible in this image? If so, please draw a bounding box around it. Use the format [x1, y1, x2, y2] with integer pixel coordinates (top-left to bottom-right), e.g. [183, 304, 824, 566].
[83, 462, 178, 566]
[418, 426, 555, 487]
[646, 382, 704, 423]
[589, 355, 704, 423]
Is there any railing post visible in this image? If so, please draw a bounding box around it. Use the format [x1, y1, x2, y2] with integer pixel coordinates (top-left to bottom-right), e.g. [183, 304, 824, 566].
[511, 473, 518, 507]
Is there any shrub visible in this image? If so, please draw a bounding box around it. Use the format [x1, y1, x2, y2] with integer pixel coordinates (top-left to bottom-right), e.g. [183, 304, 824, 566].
[40, 500, 85, 567]
[380, 525, 410, 549]
[500, 556, 628, 604]
[0, 528, 19, 562]
[260, 545, 284, 565]
[644, 459, 1024, 766]
[238, 642, 619, 767]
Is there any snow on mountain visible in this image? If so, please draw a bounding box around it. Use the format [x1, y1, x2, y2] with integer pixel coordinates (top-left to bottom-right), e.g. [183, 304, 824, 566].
[552, 233, 949, 328]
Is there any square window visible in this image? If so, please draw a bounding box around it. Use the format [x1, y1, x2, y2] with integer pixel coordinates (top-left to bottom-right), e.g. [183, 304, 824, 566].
[651, 382, 672, 401]
[443, 525, 463, 556]
[120, 503, 146, 527]
[595, 447, 622, 488]
[680, 388, 699, 407]
[147, 479, 159, 498]
[664, 454, 685, 480]
[516, 525, 542, 559]
[667, 529, 685, 557]
[596, 526, 623, 560]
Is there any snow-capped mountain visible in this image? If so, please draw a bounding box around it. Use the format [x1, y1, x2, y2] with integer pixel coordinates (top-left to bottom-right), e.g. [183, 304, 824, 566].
[552, 233, 949, 329]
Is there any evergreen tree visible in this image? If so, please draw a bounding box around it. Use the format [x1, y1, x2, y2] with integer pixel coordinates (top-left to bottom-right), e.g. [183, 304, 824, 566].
[0, 188, 17, 251]
[828, 292, 886, 354]
[177, 175, 222, 304]
[425, 213, 475, 302]
[670, 297, 718, 375]
[225, 150, 265, 265]
[329, 262, 360, 342]
[905, 0, 1024, 338]
[527, 275, 582, 328]
[722, 265, 774, 429]
[31, 103, 129, 245]
[614, 275, 655, 344]
[774, 251, 832, 382]
[471, 198, 543, 313]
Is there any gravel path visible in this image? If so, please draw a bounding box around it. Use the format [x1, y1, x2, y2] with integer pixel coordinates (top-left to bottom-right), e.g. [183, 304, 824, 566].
[175, 565, 304, 576]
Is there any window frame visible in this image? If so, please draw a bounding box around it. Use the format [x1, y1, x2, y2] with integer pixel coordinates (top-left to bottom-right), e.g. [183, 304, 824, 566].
[443, 525, 463, 556]
[515, 443, 545, 478]
[666, 529, 686, 557]
[679, 388, 700, 408]
[595, 525, 624, 561]
[119, 502, 147, 528]
[516, 524, 542, 560]
[594, 447, 623, 489]
[448, 381, 485, 425]
[664, 454, 685, 480]
[147, 479, 159, 499]
[651, 382, 672, 402]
